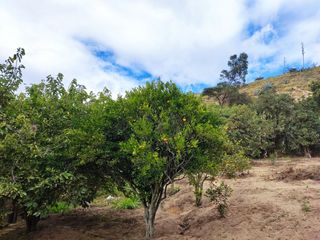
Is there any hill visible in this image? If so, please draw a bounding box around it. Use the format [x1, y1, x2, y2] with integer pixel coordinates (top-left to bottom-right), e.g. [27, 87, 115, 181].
[240, 66, 320, 100]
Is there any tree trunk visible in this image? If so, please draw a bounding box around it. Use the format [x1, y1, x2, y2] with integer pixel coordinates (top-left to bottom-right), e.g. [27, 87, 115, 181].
[193, 174, 205, 207]
[144, 206, 156, 239]
[7, 199, 18, 224]
[194, 184, 203, 207]
[143, 186, 163, 239]
[25, 215, 40, 233]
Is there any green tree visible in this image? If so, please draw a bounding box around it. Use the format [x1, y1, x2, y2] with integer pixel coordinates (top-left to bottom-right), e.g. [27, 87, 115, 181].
[0, 75, 75, 232]
[202, 82, 251, 106]
[106, 81, 225, 238]
[186, 114, 225, 207]
[0, 48, 25, 109]
[220, 53, 248, 86]
[0, 48, 26, 225]
[0, 70, 113, 232]
[254, 92, 295, 156]
[226, 105, 272, 158]
[288, 99, 320, 157]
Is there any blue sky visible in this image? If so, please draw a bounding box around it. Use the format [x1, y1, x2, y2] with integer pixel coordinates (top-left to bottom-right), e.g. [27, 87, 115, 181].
[0, 0, 320, 96]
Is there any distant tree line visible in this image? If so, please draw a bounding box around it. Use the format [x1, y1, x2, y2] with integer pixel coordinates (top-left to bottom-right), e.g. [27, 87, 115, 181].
[203, 53, 320, 159]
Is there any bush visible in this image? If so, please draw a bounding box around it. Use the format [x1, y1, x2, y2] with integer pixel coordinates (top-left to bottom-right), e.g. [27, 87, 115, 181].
[222, 148, 251, 178]
[206, 182, 232, 217]
[289, 68, 298, 73]
[260, 82, 273, 93]
[111, 197, 141, 210]
[47, 202, 75, 214]
[255, 77, 264, 81]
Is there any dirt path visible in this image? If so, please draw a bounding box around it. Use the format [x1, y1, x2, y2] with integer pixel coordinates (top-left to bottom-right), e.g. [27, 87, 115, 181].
[2, 158, 320, 239]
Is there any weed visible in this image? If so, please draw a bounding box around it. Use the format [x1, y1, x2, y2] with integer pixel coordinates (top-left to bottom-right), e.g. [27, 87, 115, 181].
[301, 199, 311, 212]
[206, 182, 232, 218]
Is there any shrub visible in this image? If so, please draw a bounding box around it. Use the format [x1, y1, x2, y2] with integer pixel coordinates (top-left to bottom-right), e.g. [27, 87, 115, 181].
[206, 182, 232, 217]
[111, 197, 141, 210]
[255, 77, 264, 81]
[289, 68, 298, 73]
[221, 147, 251, 178]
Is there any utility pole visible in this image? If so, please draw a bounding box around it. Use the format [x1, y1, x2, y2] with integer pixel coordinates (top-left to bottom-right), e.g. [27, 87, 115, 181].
[283, 57, 286, 74]
[301, 42, 305, 70]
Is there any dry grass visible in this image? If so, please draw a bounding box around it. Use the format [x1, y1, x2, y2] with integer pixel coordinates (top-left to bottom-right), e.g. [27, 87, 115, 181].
[201, 67, 320, 105]
[240, 66, 320, 100]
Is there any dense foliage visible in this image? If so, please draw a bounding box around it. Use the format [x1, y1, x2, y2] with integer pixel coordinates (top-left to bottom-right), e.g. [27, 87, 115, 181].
[204, 82, 320, 159]
[0, 50, 248, 238]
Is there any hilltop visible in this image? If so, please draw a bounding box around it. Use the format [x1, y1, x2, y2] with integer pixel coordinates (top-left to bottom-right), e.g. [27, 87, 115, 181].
[240, 67, 320, 100]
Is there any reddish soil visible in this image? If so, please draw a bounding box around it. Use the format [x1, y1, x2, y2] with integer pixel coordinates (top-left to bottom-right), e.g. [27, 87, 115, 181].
[2, 158, 320, 239]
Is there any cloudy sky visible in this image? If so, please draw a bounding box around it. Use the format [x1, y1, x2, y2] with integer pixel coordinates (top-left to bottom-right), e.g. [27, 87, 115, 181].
[1, 0, 320, 96]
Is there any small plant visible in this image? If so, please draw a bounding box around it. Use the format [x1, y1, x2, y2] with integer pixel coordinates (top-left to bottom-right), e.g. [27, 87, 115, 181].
[206, 182, 232, 217]
[48, 202, 75, 214]
[111, 197, 141, 210]
[301, 199, 311, 212]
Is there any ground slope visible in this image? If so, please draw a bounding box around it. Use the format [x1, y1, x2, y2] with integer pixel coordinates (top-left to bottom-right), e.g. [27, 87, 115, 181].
[240, 67, 320, 100]
[2, 158, 320, 239]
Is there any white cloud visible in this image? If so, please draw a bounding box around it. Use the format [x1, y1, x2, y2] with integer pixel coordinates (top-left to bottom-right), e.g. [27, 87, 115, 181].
[0, 0, 320, 95]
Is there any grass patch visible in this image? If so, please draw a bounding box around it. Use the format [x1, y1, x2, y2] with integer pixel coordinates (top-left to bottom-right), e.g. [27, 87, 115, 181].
[111, 197, 141, 210]
[239, 66, 320, 100]
[48, 201, 75, 214]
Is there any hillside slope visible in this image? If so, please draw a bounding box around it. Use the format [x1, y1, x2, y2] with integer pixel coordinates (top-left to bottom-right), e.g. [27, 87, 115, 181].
[240, 67, 320, 99]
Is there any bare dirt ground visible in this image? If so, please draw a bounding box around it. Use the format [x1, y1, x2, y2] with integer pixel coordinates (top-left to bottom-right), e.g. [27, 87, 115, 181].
[2, 158, 320, 240]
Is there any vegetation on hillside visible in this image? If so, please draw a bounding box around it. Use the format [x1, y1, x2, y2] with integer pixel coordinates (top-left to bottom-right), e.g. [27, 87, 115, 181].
[240, 67, 320, 99]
